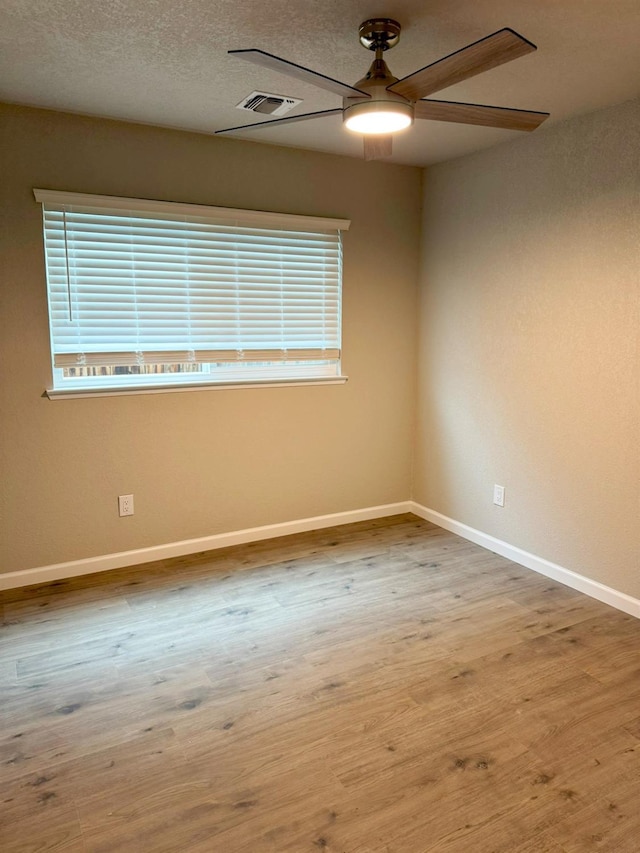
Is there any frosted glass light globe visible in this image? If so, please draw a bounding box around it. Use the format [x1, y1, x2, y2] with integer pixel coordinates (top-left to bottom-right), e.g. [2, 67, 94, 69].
[345, 109, 412, 134]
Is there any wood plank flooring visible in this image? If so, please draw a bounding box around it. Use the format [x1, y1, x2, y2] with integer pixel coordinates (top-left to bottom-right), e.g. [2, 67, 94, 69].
[1, 514, 639, 852]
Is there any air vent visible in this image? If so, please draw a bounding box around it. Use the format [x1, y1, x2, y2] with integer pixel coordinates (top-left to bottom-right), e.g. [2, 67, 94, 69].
[236, 91, 302, 116]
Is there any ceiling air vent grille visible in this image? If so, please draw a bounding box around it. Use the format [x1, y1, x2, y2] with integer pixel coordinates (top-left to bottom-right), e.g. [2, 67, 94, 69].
[236, 91, 302, 116]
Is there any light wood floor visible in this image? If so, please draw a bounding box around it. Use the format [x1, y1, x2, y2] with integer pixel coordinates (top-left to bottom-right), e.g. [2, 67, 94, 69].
[1, 514, 640, 852]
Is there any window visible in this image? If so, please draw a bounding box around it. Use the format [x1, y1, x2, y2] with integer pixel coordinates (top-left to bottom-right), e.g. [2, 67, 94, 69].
[34, 190, 349, 395]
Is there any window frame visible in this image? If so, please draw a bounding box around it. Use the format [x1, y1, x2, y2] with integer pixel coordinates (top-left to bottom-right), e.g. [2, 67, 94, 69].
[34, 190, 350, 398]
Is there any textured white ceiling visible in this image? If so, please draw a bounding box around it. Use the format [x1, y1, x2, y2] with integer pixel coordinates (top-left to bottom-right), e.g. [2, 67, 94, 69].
[1, 0, 639, 166]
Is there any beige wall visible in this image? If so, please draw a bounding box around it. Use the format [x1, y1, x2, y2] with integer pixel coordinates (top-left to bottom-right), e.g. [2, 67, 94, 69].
[3, 97, 638, 600]
[415, 98, 640, 598]
[0, 104, 421, 573]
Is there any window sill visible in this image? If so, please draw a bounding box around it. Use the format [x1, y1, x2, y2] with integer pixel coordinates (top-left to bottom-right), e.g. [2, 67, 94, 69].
[44, 376, 349, 400]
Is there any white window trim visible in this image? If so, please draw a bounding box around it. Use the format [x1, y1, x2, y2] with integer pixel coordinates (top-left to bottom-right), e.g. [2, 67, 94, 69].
[44, 375, 348, 400]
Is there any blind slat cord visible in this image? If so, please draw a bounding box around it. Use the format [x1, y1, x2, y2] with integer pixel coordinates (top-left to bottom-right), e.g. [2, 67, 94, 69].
[62, 208, 72, 322]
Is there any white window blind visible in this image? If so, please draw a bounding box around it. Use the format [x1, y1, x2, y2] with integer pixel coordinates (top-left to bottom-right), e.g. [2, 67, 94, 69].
[34, 190, 349, 391]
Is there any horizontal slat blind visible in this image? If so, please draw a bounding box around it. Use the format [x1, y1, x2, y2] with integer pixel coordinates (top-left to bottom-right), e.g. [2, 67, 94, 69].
[34, 191, 348, 371]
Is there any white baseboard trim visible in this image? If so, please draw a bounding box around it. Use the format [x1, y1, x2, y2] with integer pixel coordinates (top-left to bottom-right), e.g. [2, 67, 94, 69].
[0, 501, 413, 592]
[410, 502, 640, 619]
[6, 500, 638, 621]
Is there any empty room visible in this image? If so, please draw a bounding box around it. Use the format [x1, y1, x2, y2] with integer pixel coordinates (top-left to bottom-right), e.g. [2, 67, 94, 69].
[1, 2, 639, 851]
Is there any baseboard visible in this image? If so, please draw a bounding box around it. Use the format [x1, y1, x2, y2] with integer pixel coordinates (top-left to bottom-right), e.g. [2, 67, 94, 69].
[0, 501, 413, 592]
[5, 500, 639, 621]
[410, 502, 640, 620]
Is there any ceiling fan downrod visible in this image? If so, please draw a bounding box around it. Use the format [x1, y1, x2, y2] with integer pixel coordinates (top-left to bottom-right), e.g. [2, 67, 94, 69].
[358, 18, 402, 77]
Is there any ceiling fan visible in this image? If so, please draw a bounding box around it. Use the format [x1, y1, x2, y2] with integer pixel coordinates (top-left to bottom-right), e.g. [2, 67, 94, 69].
[216, 19, 550, 160]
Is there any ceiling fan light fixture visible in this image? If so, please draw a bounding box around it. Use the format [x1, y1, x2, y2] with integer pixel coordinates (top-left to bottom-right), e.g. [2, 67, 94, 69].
[222, 22, 549, 158]
[343, 100, 413, 134]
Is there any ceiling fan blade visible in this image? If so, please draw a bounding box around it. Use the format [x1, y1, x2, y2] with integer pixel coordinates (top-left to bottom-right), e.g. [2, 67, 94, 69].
[228, 49, 369, 98]
[363, 135, 393, 161]
[388, 28, 536, 101]
[215, 108, 343, 135]
[415, 99, 549, 131]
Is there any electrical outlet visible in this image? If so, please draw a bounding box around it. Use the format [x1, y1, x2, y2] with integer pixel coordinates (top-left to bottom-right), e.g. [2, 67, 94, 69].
[493, 485, 505, 507]
[118, 494, 134, 517]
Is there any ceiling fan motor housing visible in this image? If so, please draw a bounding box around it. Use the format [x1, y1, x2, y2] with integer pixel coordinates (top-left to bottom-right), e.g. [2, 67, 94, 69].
[343, 53, 414, 133]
